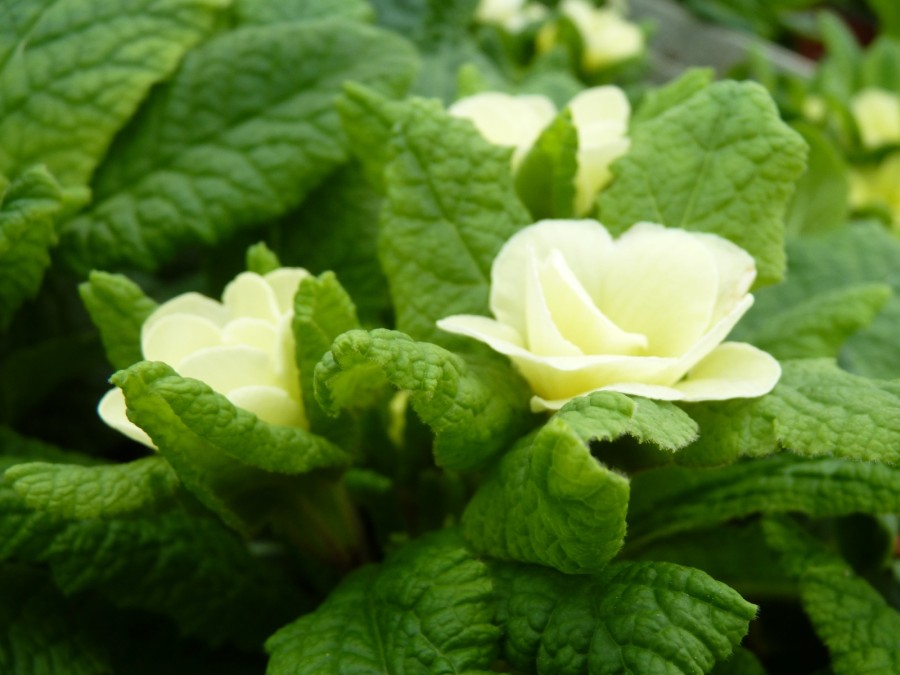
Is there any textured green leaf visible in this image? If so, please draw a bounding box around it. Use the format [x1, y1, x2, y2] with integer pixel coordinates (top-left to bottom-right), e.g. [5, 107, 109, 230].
[0, 427, 98, 473]
[60, 20, 418, 272]
[634, 68, 715, 124]
[628, 455, 900, 550]
[0, 564, 110, 675]
[233, 0, 371, 25]
[5, 456, 181, 520]
[677, 359, 900, 467]
[0, 0, 227, 187]
[266, 529, 499, 674]
[514, 109, 578, 220]
[316, 329, 533, 470]
[293, 272, 360, 435]
[245, 241, 281, 275]
[79, 270, 157, 370]
[491, 559, 756, 674]
[380, 97, 531, 348]
[710, 648, 767, 675]
[0, 166, 62, 331]
[764, 517, 900, 675]
[733, 282, 890, 361]
[600, 80, 807, 285]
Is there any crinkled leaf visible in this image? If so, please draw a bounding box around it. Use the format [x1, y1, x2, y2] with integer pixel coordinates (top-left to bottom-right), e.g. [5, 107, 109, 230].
[315, 329, 532, 471]
[732, 282, 890, 361]
[491, 559, 756, 674]
[600, 80, 807, 285]
[764, 517, 900, 675]
[0, 166, 63, 331]
[0, 564, 110, 675]
[677, 359, 900, 467]
[266, 529, 498, 674]
[79, 271, 157, 370]
[5, 456, 181, 520]
[380, 98, 531, 348]
[634, 68, 715, 124]
[628, 455, 900, 550]
[233, 0, 371, 25]
[515, 109, 578, 219]
[0, 0, 226, 187]
[60, 20, 418, 272]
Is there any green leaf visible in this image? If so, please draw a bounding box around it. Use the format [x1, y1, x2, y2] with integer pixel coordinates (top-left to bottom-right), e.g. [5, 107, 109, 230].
[0, 427, 99, 473]
[633, 68, 715, 124]
[5, 456, 181, 520]
[315, 329, 533, 471]
[628, 455, 900, 551]
[764, 517, 900, 675]
[0, 0, 227, 187]
[0, 166, 63, 331]
[0, 564, 110, 675]
[600, 80, 807, 286]
[870, 0, 900, 38]
[79, 271, 157, 370]
[733, 282, 890, 361]
[233, 0, 371, 25]
[245, 241, 281, 275]
[60, 20, 418, 272]
[815, 12, 861, 103]
[380, 98, 531, 348]
[710, 648, 767, 675]
[491, 559, 756, 674]
[293, 272, 360, 435]
[514, 109, 578, 219]
[266, 529, 499, 674]
[677, 359, 900, 467]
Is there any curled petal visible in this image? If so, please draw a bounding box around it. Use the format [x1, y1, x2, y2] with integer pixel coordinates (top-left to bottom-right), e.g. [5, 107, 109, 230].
[142, 292, 228, 339]
[228, 385, 307, 428]
[674, 342, 781, 401]
[264, 267, 310, 314]
[177, 345, 279, 394]
[222, 272, 280, 323]
[98, 388, 154, 448]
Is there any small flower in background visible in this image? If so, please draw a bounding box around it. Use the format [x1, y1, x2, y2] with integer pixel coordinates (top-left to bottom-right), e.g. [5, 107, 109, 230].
[538, 0, 644, 73]
[474, 0, 548, 33]
[99, 268, 309, 447]
[449, 86, 630, 215]
[851, 87, 900, 150]
[849, 153, 900, 231]
[438, 219, 780, 411]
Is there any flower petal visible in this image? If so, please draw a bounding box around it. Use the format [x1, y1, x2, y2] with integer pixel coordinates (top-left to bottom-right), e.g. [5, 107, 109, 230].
[228, 385, 307, 428]
[98, 388, 155, 448]
[222, 318, 278, 353]
[595, 222, 718, 356]
[448, 92, 556, 156]
[692, 232, 757, 324]
[142, 314, 222, 364]
[672, 293, 754, 378]
[177, 345, 278, 394]
[674, 342, 781, 401]
[222, 272, 280, 323]
[436, 314, 526, 351]
[568, 85, 630, 127]
[526, 248, 582, 356]
[264, 267, 310, 314]
[142, 292, 228, 339]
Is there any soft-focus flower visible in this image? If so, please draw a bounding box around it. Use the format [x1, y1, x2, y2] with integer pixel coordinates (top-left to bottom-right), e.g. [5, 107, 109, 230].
[99, 268, 310, 447]
[539, 0, 644, 72]
[474, 0, 548, 32]
[449, 86, 630, 215]
[849, 152, 900, 230]
[437, 219, 780, 411]
[851, 87, 900, 150]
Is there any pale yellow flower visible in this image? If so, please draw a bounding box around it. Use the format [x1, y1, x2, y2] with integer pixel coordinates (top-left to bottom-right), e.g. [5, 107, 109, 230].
[851, 87, 900, 149]
[474, 0, 548, 32]
[99, 268, 309, 447]
[438, 219, 780, 411]
[849, 153, 900, 230]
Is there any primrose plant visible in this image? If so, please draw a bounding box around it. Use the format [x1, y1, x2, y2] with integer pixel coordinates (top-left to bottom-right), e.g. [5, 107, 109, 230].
[3, 2, 900, 674]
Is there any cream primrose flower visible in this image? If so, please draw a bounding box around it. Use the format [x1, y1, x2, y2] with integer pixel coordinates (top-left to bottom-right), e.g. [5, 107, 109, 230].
[98, 268, 310, 448]
[475, 0, 548, 32]
[448, 86, 630, 216]
[849, 153, 900, 230]
[549, 0, 644, 72]
[851, 87, 900, 150]
[437, 219, 781, 412]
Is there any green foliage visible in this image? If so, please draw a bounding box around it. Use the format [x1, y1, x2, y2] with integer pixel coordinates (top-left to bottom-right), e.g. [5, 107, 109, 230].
[316, 329, 533, 470]
[601, 80, 808, 285]
[79, 271, 157, 369]
[60, 20, 418, 272]
[232, 0, 372, 25]
[266, 529, 499, 674]
[245, 242, 281, 276]
[0, 166, 63, 331]
[633, 68, 715, 124]
[491, 559, 756, 673]
[514, 109, 578, 219]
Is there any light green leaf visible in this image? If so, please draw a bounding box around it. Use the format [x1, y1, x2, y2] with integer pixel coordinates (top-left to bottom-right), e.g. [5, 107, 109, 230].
[514, 109, 578, 220]
[0, 0, 227, 187]
[860, 37, 900, 91]
[764, 517, 900, 675]
[600, 80, 807, 286]
[491, 559, 756, 674]
[677, 359, 900, 467]
[634, 68, 715, 124]
[233, 0, 372, 25]
[0, 166, 62, 331]
[0, 564, 110, 675]
[293, 272, 360, 435]
[78, 271, 157, 369]
[733, 282, 890, 361]
[5, 456, 181, 520]
[628, 455, 900, 551]
[380, 97, 531, 349]
[60, 20, 418, 272]
[315, 329, 533, 471]
[245, 241, 281, 276]
[266, 529, 499, 674]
